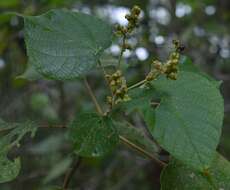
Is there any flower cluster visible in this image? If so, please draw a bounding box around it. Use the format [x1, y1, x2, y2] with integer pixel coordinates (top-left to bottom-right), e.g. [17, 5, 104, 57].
[115, 6, 141, 54]
[116, 5, 141, 36]
[106, 70, 130, 105]
[145, 40, 182, 81]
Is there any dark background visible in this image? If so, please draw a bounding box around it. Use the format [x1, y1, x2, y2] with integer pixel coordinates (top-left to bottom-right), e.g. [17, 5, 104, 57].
[0, 0, 230, 189]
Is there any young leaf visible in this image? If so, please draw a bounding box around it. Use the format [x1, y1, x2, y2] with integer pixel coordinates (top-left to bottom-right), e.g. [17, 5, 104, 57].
[161, 153, 230, 190]
[0, 120, 37, 183]
[151, 71, 224, 170]
[24, 9, 112, 80]
[68, 112, 118, 157]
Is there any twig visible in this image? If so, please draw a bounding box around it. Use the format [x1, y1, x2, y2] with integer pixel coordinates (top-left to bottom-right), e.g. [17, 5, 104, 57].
[58, 81, 67, 123]
[39, 124, 66, 129]
[62, 157, 82, 190]
[117, 35, 126, 69]
[83, 77, 103, 115]
[127, 79, 146, 90]
[119, 135, 166, 167]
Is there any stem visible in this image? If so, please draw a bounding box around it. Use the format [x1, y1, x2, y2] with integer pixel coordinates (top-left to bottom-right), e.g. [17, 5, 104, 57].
[62, 157, 82, 190]
[39, 124, 66, 129]
[119, 135, 166, 167]
[117, 35, 126, 69]
[0, 126, 15, 132]
[58, 81, 67, 123]
[83, 77, 103, 115]
[127, 79, 146, 90]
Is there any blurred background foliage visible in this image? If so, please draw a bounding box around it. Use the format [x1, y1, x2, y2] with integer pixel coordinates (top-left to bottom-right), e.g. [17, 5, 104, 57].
[0, 0, 230, 189]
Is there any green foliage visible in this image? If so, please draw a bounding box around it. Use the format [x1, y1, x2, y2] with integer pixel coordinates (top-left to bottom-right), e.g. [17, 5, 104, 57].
[24, 9, 112, 80]
[1, 4, 229, 189]
[0, 119, 37, 183]
[68, 112, 119, 157]
[150, 71, 224, 170]
[161, 153, 230, 190]
[0, 155, 21, 184]
[0, 0, 19, 8]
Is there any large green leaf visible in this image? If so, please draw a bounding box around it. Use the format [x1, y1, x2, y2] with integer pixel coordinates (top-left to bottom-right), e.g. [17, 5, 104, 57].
[0, 120, 37, 183]
[151, 71, 224, 170]
[68, 112, 118, 157]
[161, 153, 230, 190]
[24, 9, 112, 80]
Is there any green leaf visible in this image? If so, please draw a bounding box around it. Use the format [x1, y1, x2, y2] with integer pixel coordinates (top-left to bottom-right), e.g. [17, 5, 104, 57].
[0, 120, 37, 183]
[24, 9, 112, 80]
[0, 155, 21, 183]
[161, 153, 230, 190]
[68, 112, 118, 157]
[116, 121, 159, 155]
[0, 0, 19, 8]
[151, 71, 224, 170]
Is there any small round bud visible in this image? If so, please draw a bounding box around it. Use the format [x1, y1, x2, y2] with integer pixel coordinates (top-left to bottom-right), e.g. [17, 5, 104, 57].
[105, 74, 111, 80]
[116, 89, 122, 95]
[116, 78, 122, 85]
[171, 58, 178, 65]
[132, 5, 141, 15]
[107, 96, 112, 104]
[110, 80, 116, 86]
[154, 61, 162, 70]
[168, 73, 177, 80]
[123, 94, 131, 101]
